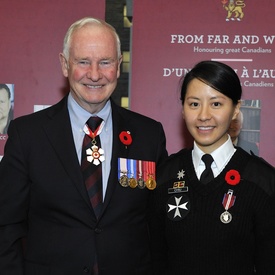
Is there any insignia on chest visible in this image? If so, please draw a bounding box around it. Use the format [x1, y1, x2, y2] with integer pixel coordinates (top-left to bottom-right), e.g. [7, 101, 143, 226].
[166, 194, 190, 221]
[168, 180, 188, 194]
[118, 157, 156, 190]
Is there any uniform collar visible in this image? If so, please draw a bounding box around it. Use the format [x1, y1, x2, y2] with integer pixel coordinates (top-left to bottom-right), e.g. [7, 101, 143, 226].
[193, 135, 236, 173]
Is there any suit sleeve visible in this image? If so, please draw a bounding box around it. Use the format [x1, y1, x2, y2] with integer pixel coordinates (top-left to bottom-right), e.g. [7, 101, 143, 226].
[148, 178, 169, 274]
[0, 120, 29, 274]
[155, 121, 168, 166]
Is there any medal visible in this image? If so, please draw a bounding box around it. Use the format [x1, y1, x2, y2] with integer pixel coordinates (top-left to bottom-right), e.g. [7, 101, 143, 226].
[117, 158, 156, 190]
[120, 173, 129, 187]
[118, 158, 138, 188]
[144, 161, 156, 190]
[136, 160, 145, 189]
[83, 122, 105, 165]
[86, 145, 105, 166]
[220, 189, 236, 224]
[129, 177, 138, 188]
[137, 178, 146, 189]
[220, 211, 232, 224]
[145, 175, 156, 190]
[118, 158, 129, 187]
[128, 159, 137, 188]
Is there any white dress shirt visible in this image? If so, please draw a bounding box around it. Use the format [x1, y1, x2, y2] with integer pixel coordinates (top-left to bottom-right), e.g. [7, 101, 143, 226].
[192, 135, 236, 180]
[67, 92, 113, 200]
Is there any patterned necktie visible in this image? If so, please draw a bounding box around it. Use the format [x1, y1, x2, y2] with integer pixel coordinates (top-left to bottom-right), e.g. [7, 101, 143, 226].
[81, 116, 103, 218]
[200, 154, 214, 184]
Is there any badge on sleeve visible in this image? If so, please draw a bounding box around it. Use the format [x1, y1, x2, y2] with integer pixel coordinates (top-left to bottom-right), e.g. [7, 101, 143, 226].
[166, 194, 190, 221]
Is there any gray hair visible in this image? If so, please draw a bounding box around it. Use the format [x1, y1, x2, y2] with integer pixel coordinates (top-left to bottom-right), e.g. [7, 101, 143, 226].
[62, 17, 121, 59]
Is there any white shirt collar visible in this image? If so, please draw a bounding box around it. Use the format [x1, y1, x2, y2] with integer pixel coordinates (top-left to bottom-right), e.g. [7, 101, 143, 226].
[193, 135, 236, 175]
[68, 92, 111, 132]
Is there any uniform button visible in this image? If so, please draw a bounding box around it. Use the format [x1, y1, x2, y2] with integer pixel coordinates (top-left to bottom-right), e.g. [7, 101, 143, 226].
[83, 266, 90, 273]
[94, 227, 102, 234]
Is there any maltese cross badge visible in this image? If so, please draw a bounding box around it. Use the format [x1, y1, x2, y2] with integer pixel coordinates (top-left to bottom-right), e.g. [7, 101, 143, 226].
[166, 194, 190, 221]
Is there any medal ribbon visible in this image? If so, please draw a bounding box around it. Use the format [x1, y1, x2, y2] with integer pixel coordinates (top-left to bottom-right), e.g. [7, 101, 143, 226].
[137, 160, 143, 179]
[143, 161, 147, 181]
[118, 158, 127, 179]
[222, 189, 236, 211]
[83, 120, 105, 140]
[143, 161, 156, 181]
[127, 158, 137, 179]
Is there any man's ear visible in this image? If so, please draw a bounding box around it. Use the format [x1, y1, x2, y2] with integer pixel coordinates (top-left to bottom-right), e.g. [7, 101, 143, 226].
[116, 55, 123, 78]
[232, 100, 241, 120]
[59, 53, 69, 77]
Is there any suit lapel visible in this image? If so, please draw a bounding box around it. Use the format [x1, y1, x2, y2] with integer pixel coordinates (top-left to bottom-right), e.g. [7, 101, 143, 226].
[42, 97, 92, 210]
[42, 98, 136, 218]
[100, 101, 130, 214]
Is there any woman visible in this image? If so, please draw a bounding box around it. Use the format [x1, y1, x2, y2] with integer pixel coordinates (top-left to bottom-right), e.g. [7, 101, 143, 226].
[149, 61, 275, 274]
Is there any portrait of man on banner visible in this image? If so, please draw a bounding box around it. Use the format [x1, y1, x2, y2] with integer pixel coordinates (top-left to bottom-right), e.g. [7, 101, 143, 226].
[0, 84, 14, 135]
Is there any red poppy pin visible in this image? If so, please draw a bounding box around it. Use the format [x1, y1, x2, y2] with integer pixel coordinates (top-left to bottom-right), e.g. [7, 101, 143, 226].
[225, 169, 241, 185]
[119, 131, 132, 147]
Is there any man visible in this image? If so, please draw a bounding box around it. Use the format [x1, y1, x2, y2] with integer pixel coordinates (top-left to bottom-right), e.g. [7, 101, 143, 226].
[228, 110, 259, 155]
[0, 17, 167, 275]
[0, 84, 12, 134]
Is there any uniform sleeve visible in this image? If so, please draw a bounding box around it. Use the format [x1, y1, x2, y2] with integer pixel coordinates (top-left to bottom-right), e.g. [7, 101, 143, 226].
[254, 192, 275, 274]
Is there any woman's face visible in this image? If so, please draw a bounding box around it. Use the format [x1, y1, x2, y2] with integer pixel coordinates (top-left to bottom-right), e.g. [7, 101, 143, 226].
[182, 78, 240, 154]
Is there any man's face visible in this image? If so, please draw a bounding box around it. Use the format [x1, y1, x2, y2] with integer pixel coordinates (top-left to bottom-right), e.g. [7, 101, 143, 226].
[0, 88, 11, 120]
[60, 24, 122, 114]
[228, 112, 242, 141]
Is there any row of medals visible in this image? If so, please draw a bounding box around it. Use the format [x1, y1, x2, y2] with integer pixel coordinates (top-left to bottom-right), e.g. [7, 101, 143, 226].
[119, 174, 156, 190]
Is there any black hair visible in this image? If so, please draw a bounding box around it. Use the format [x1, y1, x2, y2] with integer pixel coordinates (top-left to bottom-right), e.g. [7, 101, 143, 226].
[180, 60, 242, 105]
[0, 84, 11, 99]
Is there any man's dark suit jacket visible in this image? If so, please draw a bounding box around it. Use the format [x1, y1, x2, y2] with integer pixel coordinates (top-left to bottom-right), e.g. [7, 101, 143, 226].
[237, 137, 259, 156]
[0, 96, 168, 275]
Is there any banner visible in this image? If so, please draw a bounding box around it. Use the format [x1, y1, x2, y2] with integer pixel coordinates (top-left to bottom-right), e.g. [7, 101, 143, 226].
[130, 0, 275, 165]
[0, 0, 105, 159]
